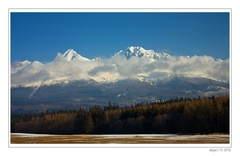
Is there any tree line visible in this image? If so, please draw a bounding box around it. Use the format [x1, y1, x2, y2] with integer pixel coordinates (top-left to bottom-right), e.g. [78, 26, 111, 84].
[11, 96, 229, 134]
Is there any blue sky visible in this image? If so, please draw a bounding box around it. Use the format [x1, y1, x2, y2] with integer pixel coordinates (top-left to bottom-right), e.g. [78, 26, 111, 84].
[11, 12, 229, 62]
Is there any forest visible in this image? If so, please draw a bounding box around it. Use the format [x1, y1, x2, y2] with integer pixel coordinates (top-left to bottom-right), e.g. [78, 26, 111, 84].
[11, 96, 229, 134]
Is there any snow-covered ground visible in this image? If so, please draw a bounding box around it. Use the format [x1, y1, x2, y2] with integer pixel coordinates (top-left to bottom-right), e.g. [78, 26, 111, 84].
[11, 133, 229, 144]
[11, 133, 52, 137]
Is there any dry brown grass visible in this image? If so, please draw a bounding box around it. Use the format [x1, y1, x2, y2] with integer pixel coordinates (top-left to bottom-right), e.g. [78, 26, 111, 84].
[11, 134, 229, 144]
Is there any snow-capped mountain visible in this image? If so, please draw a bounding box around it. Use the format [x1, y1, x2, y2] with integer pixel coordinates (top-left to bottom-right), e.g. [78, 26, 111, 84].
[116, 46, 171, 60]
[11, 76, 229, 114]
[11, 46, 229, 113]
[11, 46, 229, 87]
[62, 49, 90, 61]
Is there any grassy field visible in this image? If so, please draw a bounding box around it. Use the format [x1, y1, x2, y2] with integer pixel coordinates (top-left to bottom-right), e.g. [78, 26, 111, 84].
[11, 133, 229, 144]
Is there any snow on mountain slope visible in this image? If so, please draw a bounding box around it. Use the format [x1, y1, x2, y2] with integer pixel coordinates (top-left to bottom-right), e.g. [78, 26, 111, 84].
[11, 76, 229, 114]
[62, 49, 90, 61]
[11, 47, 229, 87]
[116, 46, 171, 60]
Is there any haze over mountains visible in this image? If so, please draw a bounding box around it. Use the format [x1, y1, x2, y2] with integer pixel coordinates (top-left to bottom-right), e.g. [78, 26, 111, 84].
[11, 46, 229, 113]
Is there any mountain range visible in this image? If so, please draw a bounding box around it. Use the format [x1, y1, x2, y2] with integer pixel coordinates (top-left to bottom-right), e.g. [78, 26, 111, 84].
[11, 46, 229, 113]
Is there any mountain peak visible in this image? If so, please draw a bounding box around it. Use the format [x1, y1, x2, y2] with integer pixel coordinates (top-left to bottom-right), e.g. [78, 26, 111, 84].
[118, 46, 170, 60]
[62, 49, 90, 61]
[126, 46, 145, 52]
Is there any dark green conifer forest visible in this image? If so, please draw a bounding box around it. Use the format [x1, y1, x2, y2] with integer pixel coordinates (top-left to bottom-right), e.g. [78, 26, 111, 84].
[11, 96, 229, 134]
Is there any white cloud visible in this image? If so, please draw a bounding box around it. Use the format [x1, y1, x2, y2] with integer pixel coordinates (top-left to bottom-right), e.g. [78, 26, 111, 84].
[11, 48, 229, 87]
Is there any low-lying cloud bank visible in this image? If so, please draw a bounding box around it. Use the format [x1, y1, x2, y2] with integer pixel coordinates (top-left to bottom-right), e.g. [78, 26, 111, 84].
[11, 47, 229, 87]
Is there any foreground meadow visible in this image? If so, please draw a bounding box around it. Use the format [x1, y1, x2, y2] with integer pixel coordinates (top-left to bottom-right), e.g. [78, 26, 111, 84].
[11, 133, 229, 144]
